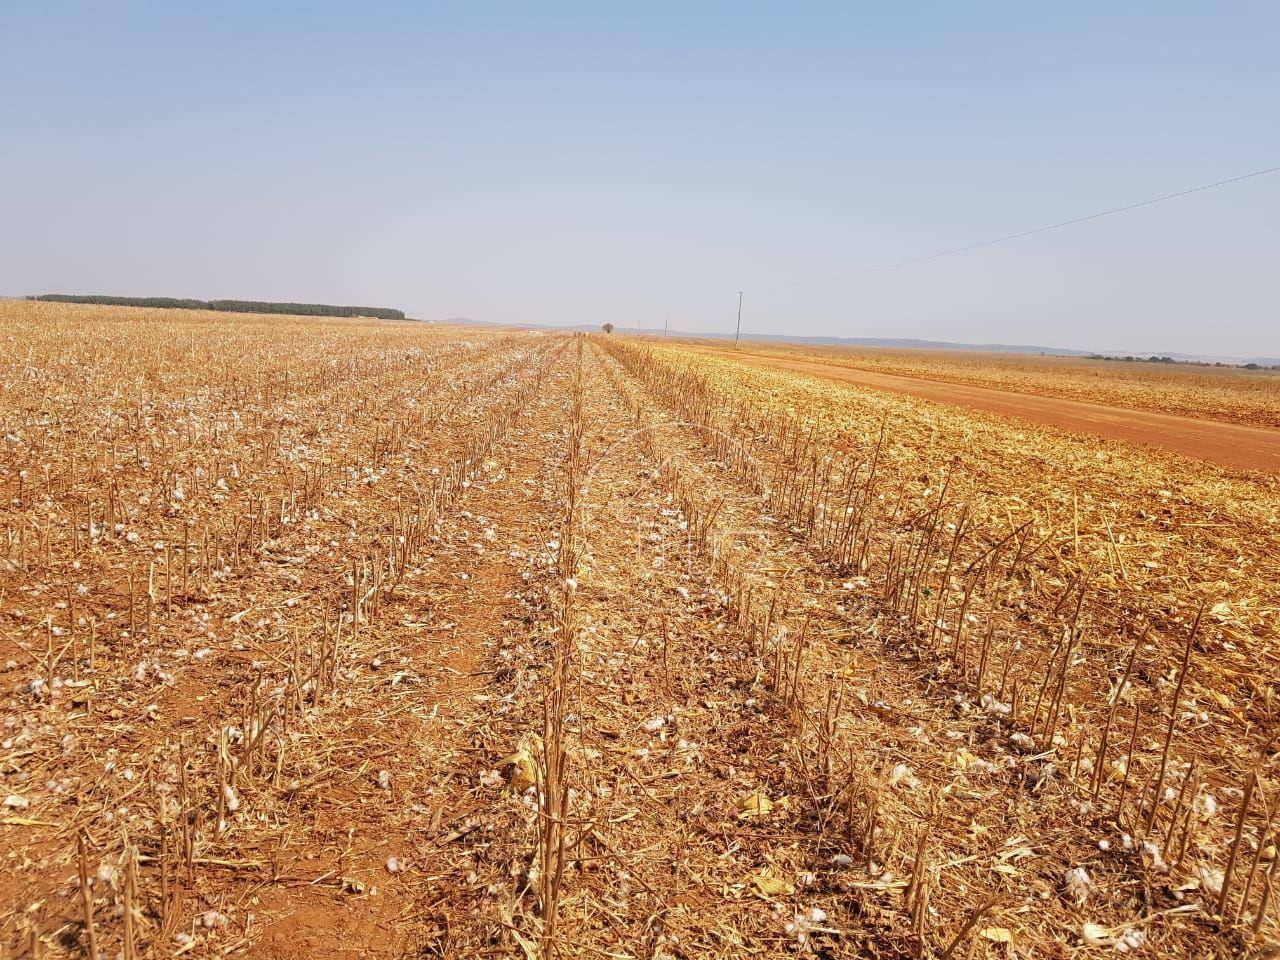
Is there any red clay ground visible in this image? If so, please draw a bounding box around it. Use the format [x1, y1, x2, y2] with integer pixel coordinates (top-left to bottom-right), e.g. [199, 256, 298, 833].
[697, 347, 1280, 474]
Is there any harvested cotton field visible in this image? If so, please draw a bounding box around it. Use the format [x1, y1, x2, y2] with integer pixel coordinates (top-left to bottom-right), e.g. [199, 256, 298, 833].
[2, 301, 1278, 958]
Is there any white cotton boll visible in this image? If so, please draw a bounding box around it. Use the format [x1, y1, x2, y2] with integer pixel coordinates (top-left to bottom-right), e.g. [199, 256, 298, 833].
[95, 862, 118, 888]
[1030, 763, 1058, 790]
[1115, 928, 1146, 953]
[784, 906, 828, 945]
[890, 763, 920, 790]
[377, 769, 392, 789]
[222, 783, 239, 812]
[641, 716, 667, 733]
[967, 757, 995, 776]
[385, 856, 404, 873]
[981, 693, 1011, 716]
[1064, 866, 1093, 905]
[830, 854, 853, 868]
[1142, 840, 1168, 872]
[1197, 865, 1224, 898]
[1197, 793, 1218, 819]
[1010, 732, 1036, 752]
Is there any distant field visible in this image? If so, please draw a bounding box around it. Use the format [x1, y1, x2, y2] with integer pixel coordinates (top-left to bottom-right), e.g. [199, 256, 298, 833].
[710, 338, 1280, 430]
[683, 342, 1280, 472]
[3, 300, 1277, 958]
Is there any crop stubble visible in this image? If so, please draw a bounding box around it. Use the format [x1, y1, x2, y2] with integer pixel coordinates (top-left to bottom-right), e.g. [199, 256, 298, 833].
[2, 302, 1278, 958]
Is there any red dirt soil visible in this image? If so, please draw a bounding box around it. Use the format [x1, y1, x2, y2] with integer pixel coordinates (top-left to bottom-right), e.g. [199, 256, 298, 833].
[711, 349, 1280, 473]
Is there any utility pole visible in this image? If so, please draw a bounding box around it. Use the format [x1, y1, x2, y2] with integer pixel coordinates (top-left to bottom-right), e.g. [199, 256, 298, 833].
[664, 314, 669, 336]
[734, 291, 743, 344]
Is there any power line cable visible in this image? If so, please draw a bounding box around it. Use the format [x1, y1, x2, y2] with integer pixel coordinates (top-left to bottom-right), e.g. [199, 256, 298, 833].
[775, 163, 1280, 290]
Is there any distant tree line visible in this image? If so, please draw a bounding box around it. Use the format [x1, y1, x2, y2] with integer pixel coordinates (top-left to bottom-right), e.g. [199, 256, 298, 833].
[1088, 354, 1178, 364]
[30, 294, 405, 321]
[1087, 353, 1279, 371]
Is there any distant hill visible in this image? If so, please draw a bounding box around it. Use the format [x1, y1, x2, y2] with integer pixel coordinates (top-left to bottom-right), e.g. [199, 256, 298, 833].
[671, 331, 1096, 357]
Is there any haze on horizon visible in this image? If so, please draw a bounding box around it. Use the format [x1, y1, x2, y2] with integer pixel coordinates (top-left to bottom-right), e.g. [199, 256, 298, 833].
[1, 3, 1277, 358]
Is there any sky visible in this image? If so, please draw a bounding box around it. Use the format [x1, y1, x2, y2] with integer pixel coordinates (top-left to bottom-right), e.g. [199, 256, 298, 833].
[2, 2, 1277, 357]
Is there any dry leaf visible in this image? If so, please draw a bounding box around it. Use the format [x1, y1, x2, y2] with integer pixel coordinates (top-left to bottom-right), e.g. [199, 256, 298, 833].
[1081, 922, 1115, 946]
[498, 735, 540, 792]
[737, 791, 774, 818]
[749, 867, 795, 897]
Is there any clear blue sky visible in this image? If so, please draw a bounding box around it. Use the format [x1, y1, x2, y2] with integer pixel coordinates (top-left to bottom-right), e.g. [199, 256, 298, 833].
[2, 2, 1277, 357]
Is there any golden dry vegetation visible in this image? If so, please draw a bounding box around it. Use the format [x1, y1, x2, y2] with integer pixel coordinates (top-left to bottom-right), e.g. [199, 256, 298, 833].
[708, 339, 1280, 429]
[2, 300, 1279, 959]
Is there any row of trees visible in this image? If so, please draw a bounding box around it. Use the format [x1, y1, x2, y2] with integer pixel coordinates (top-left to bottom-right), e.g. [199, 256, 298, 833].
[31, 294, 405, 321]
[1088, 352, 1278, 371]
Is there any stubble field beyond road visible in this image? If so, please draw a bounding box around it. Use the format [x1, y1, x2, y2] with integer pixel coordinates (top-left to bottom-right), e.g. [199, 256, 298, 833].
[692, 343, 1280, 473]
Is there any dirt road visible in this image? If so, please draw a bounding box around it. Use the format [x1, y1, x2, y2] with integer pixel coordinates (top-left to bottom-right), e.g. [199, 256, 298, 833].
[707, 349, 1280, 473]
